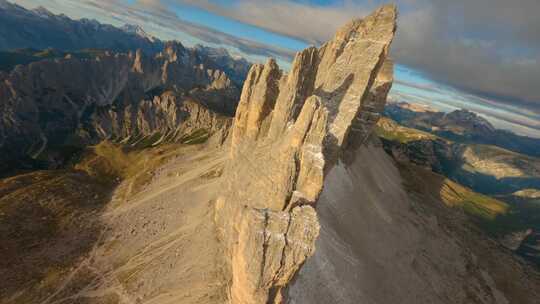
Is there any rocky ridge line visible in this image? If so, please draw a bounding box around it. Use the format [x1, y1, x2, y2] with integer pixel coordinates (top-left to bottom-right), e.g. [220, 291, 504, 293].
[0, 0, 162, 53]
[0, 42, 243, 172]
[215, 5, 397, 303]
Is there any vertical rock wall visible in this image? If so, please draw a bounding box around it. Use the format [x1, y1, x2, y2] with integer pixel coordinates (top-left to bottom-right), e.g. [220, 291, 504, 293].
[216, 5, 397, 304]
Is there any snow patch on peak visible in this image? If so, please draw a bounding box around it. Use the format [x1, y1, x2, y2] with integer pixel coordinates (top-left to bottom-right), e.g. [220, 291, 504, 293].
[122, 24, 156, 42]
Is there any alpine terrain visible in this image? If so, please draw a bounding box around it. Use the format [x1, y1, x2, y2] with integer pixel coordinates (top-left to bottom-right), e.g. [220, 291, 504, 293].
[0, 3, 539, 304]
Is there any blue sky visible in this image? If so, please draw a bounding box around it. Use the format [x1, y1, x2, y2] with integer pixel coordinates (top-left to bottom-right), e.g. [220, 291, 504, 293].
[15, 0, 540, 138]
[168, 2, 307, 50]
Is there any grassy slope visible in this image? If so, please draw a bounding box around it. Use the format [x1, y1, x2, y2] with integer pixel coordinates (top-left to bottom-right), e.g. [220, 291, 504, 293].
[438, 177, 509, 221]
[400, 163, 508, 223]
[75, 140, 198, 205]
[377, 117, 540, 243]
[375, 117, 437, 143]
[397, 163, 525, 239]
[462, 143, 540, 178]
[0, 169, 112, 301]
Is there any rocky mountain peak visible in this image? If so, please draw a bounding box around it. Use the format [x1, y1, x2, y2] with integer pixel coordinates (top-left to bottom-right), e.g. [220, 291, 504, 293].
[32, 6, 54, 18]
[132, 49, 145, 73]
[445, 108, 495, 129]
[162, 41, 186, 62]
[331, 4, 397, 52]
[216, 5, 397, 303]
[0, 41, 245, 173]
[121, 24, 156, 42]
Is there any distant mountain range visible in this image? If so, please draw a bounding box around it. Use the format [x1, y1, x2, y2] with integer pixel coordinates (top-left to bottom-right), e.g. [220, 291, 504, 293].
[376, 116, 540, 195]
[0, 42, 243, 175]
[385, 101, 540, 157]
[0, 0, 253, 176]
[0, 0, 251, 86]
[0, 0, 163, 53]
[379, 101, 540, 198]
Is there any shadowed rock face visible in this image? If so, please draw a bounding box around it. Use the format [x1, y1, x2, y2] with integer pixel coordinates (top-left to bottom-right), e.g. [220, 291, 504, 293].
[0, 0, 163, 53]
[0, 42, 241, 174]
[288, 140, 540, 304]
[216, 5, 397, 304]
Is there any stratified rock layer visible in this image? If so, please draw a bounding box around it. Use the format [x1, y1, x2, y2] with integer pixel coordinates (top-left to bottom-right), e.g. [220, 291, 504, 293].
[216, 5, 397, 304]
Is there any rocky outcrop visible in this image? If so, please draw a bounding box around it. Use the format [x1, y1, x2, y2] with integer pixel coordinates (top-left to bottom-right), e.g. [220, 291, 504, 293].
[513, 189, 540, 199]
[92, 93, 232, 145]
[461, 145, 540, 180]
[0, 42, 242, 173]
[343, 59, 394, 153]
[194, 44, 252, 86]
[216, 5, 397, 304]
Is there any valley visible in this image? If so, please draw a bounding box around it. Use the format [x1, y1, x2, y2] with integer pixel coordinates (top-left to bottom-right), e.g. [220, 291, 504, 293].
[376, 108, 540, 266]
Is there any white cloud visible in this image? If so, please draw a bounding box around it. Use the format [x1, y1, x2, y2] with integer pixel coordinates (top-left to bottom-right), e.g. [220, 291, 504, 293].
[179, 0, 370, 45]
[178, 0, 540, 116]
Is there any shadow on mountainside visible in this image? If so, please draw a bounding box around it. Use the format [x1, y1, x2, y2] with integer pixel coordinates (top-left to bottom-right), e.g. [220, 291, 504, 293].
[393, 161, 540, 301]
[384, 137, 540, 266]
[379, 137, 540, 197]
[0, 169, 114, 303]
[0, 141, 191, 303]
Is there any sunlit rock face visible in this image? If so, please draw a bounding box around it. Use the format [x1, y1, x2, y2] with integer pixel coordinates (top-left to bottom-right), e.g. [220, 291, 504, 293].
[215, 5, 397, 304]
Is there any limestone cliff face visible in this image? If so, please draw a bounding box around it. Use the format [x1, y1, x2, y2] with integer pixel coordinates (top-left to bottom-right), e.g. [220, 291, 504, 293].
[0, 42, 241, 172]
[216, 5, 397, 304]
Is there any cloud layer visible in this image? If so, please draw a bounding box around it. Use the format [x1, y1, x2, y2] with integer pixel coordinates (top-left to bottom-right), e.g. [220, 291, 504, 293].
[179, 0, 368, 45]
[20, 0, 296, 62]
[394, 0, 540, 115]
[180, 0, 540, 117]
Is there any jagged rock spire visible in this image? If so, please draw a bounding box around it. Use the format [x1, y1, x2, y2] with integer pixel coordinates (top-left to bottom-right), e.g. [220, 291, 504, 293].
[217, 5, 397, 304]
[232, 4, 397, 160]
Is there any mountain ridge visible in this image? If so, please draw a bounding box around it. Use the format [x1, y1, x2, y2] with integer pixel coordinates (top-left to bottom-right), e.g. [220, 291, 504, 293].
[375, 116, 540, 267]
[0, 42, 245, 176]
[0, 0, 164, 53]
[385, 101, 540, 157]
